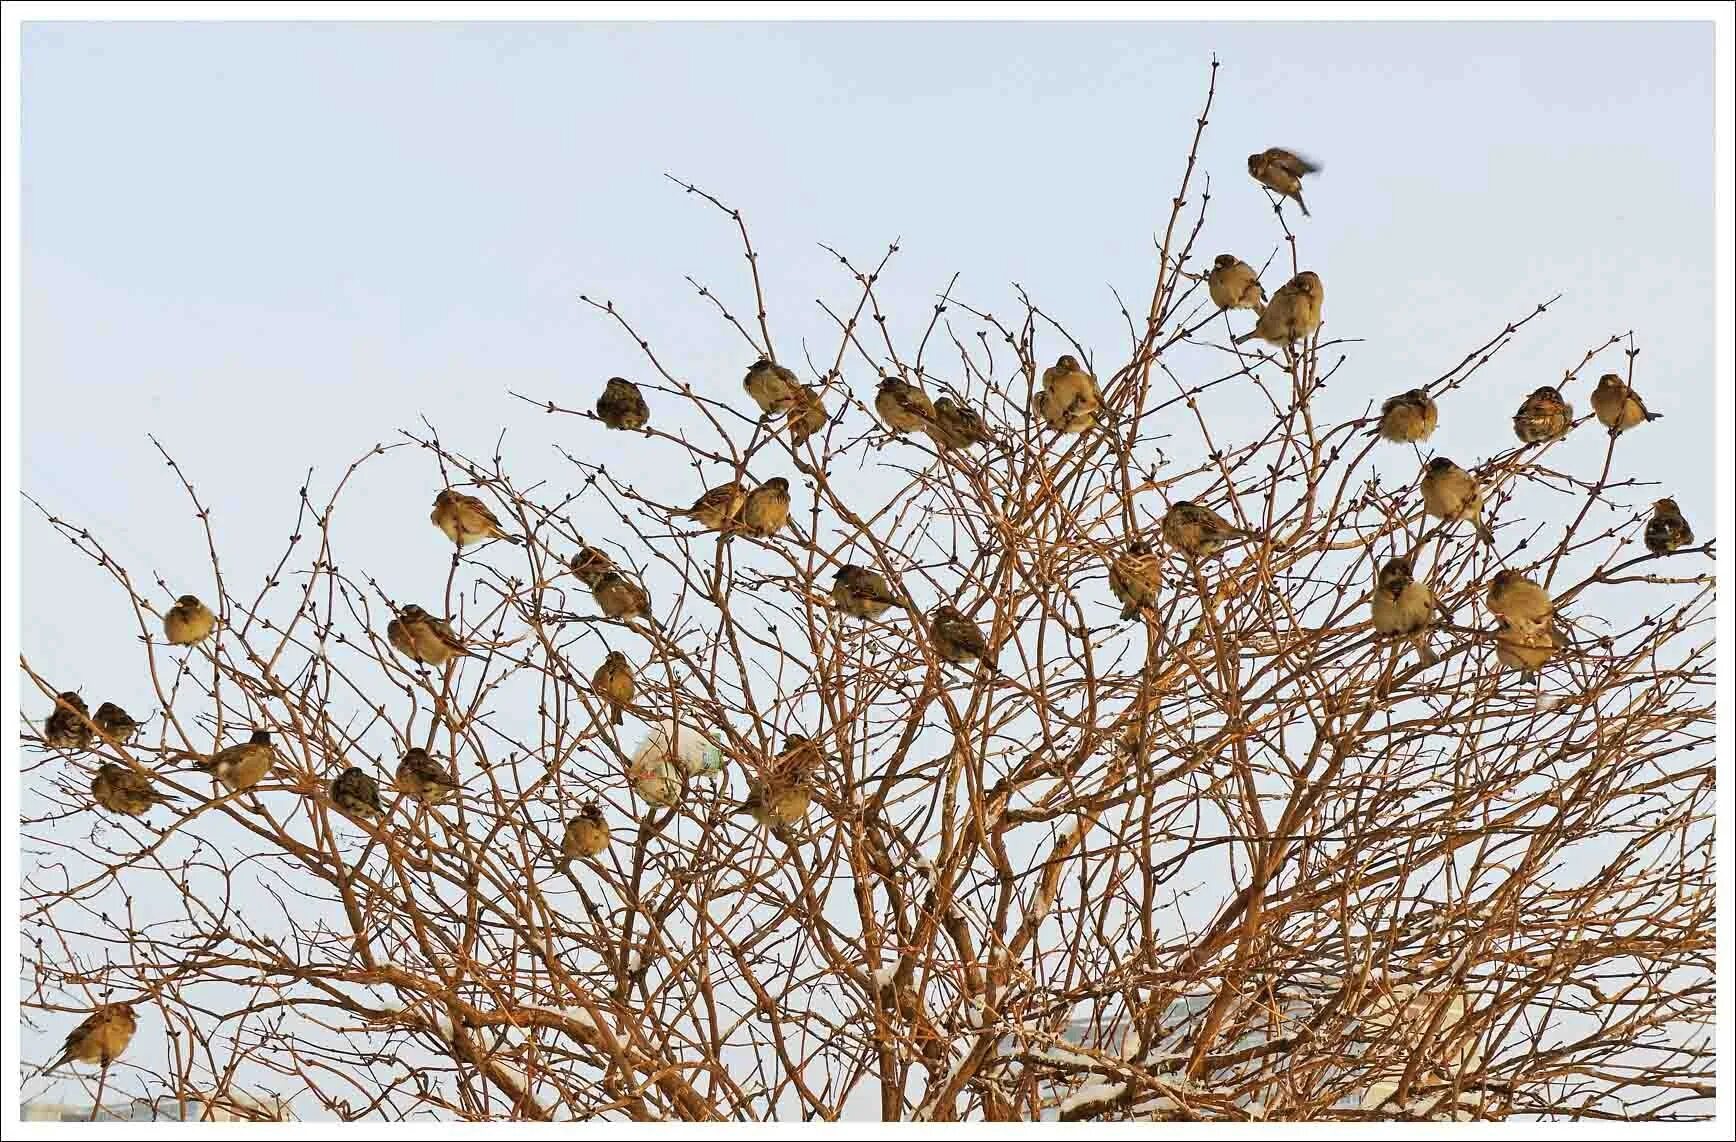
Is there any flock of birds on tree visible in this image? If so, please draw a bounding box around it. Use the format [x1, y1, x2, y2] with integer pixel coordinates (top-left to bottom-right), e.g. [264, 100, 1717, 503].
[32, 146, 1700, 1077]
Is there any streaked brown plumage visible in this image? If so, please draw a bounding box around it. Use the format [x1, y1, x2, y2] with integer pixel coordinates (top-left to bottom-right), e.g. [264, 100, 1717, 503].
[1162, 501, 1256, 558]
[330, 766, 385, 820]
[744, 358, 801, 416]
[569, 544, 614, 588]
[682, 481, 746, 533]
[875, 376, 937, 435]
[1485, 569, 1554, 624]
[1513, 385, 1574, 443]
[93, 702, 142, 743]
[188, 729, 277, 793]
[387, 604, 470, 667]
[741, 477, 792, 538]
[163, 594, 215, 646]
[1374, 389, 1438, 444]
[1370, 557, 1440, 667]
[1591, 373, 1661, 434]
[929, 604, 997, 674]
[562, 802, 611, 859]
[91, 763, 177, 817]
[1645, 498, 1694, 555]
[786, 384, 829, 448]
[738, 737, 818, 829]
[1236, 271, 1323, 346]
[931, 396, 993, 450]
[1495, 617, 1557, 679]
[431, 489, 521, 548]
[596, 376, 650, 430]
[593, 570, 654, 624]
[1248, 147, 1320, 216]
[395, 747, 459, 804]
[1037, 354, 1102, 434]
[832, 565, 906, 620]
[1420, 457, 1495, 544]
[593, 651, 634, 726]
[1108, 541, 1163, 620]
[49, 1003, 137, 1071]
[43, 692, 94, 750]
[1207, 254, 1266, 312]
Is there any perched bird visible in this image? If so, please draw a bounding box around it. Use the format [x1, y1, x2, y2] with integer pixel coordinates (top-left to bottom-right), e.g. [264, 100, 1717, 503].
[931, 396, 993, 450]
[876, 376, 938, 436]
[682, 481, 747, 533]
[1207, 254, 1266, 313]
[394, 747, 459, 804]
[330, 766, 386, 820]
[1420, 457, 1495, 544]
[91, 763, 177, 817]
[1494, 617, 1558, 681]
[47, 1003, 137, 1071]
[592, 570, 656, 626]
[929, 604, 997, 674]
[741, 477, 792, 538]
[832, 565, 907, 620]
[1236, 271, 1323, 346]
[1108, 541, 1163, 620]
[1590, 373, 1662, 434]
[569, 544, 614, 587]
[1645, 498, 1694, 555]
[736, 737, 817, 829]
[387, 605, 470, 667]
[776, 732, 827, 779]
[1485, 569, 1554, 624]
[596, 376, 650, 431]
[786, 384, 829, 448]
[1513, 385, 1574, 443]
[1373, 389, 1439, 444]
[592, 651, 635, 726]
[93, 702, 142, 743]
[186, 729, 277, 793]
[163, 595, 215, 646]
[1162, 501, 1257, 559]
[43, 692, 94, 750]
[562, 802, 612, 859]
[744, 358, 801, 416]
[431, 488, 521, 548]
[1248, 147, 1321, 216]
[1037, 354, 1103, 434]
[1370, 557, 1440, 668]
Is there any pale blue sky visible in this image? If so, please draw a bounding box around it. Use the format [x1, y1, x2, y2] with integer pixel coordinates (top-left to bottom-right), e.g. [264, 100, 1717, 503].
[17, 18, 1716, 1112]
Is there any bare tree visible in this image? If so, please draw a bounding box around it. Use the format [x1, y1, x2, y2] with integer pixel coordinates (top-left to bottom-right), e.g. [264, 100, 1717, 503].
[18, 61, 1715, 1122]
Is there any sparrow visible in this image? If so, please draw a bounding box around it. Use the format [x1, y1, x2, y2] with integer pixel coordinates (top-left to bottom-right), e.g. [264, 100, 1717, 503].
[592, 570, 657, 626]
[931, 397, 994, 450]
[1370, 556, 1440, 667]
[1420, 457, 1495, 544]
[330, 766, 386, 820]
[394, 747, 460, 804]
[1513, 385, 1574, 443]
[1037, 354, 1102, 434]
[186, 729, 277, 793]
[744, 358, 801, 416]
[1645, 498, 1694, 555]
[1108, 540, 1163, 620]
[1207, 254, 1266, 313]
[741, 477, 792, 538]
[1494, 617, 1558, 681]
[875, 376, 938, 436]
[163, 595, 216, 646]
[1485, 569, 1554, 625]
[91, 763, 178, 817]
[1373, 389, 1439, 444]
[736, 737, 817, 828]
[569, 544, 614, 588]
[388, 605, 471, 667]
[1590, 373, 1662, 434]
[593, 651, 634, 726]
[1248, 147, 1321, 216]
[1235, 271, 1323, 346]
[48, 1003, 137, 1071]
[431, 489, 521, 548]
[832, 565, 907, 620]
[93, 702, 142, 743]
[1161, 501, 1257, 558]
[682, 482, 747, 533]
[786, 384, 829, 448]
[928, 604, 998, 674]
[43, 692, 94, 750]
[776, 733, 827, 779]
[562, 802, 612, 859]
[596, 376, 650, 431]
